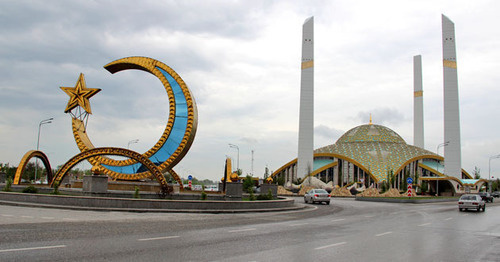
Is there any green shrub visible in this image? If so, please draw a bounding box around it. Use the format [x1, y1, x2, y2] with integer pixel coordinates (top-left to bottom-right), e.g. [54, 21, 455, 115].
[249, 190, 256, 201]
[2, 177, 13, 192]
[256, 189, 274, 200]
[201, 191, 207, 200]
[134, 186, 140, 199]
[51, 181, 60, 195]
[22, 185, 38, 194]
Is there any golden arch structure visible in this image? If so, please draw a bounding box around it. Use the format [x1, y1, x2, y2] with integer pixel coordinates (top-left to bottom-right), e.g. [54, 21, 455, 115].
[51, 147, 172, 195]
[14, 150, 53, 185]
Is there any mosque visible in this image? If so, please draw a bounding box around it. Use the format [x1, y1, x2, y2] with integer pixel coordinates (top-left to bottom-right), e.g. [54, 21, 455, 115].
[270, 15, 488, 195]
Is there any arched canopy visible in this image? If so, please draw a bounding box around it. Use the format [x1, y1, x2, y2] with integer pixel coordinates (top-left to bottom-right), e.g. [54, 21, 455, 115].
[14, 150, 53, 185]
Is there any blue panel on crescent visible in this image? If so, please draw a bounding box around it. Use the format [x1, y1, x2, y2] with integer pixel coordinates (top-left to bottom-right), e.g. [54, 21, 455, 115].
[102, 67, 189, 174]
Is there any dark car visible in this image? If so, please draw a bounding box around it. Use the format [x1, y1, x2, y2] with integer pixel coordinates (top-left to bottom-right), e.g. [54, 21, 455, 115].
[478, 192, 494, 203]
[492, 191, 500, 198]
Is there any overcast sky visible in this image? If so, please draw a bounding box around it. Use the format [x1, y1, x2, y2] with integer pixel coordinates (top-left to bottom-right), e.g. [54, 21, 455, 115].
[1, 0, 499, 181]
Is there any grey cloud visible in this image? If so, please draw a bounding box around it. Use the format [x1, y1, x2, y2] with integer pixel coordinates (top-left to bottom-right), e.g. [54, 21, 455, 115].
[356, 107, 405, 125]
[315, 124, 344, 141]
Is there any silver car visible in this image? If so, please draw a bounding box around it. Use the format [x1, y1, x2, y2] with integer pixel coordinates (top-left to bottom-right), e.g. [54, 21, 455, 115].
[304, 189, 330, 205]
[458, 194, 485, 212]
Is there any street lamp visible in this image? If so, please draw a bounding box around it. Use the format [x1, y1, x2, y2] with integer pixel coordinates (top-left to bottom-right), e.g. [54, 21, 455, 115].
[228, 143, 239, 172]
[436, 141, 449, 196]
[127, 139, 139, 149]
[35, 117, 53, 182]
[436, 141, 449, 174]
[488, 154, 500, 193]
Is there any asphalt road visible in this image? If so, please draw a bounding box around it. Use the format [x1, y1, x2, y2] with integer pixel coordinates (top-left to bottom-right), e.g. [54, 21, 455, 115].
[0, 197, 499, 261]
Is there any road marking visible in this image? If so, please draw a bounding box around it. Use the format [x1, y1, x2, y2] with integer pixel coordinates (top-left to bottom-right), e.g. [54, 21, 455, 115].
[315, 242, 347, 250]
[21, 216, 34, 218]
[62, 218, 77, 221]
[228, 228, 256, 233]
[418, 223, 431, 226]
[444, 217, 453, 221]
[1, 214, 14, 217]
[0, 245, 66, 253]
[364, 215, 375, 218]
[289, 223, 309, 227]
[138, 236, 180, 241]
[375, 231, 392, 237]
[461, 214, 468, 217]
[331, 219, 345, 222]
[41, 217, 54, 220]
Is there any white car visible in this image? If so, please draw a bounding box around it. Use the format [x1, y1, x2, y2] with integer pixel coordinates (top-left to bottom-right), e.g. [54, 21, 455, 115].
[304, 189, 330, 205]
[458, 194, 485, 212]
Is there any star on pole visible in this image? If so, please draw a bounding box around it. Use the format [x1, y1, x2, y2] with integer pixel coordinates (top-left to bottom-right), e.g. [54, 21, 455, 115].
[60, 73, 101, 114]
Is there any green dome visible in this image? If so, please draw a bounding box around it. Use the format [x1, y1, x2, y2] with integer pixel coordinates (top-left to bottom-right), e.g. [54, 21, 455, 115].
[336, 124, 406, 144]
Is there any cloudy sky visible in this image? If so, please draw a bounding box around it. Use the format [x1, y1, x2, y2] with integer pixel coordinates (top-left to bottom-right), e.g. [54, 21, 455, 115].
[1, 0, 499, 181]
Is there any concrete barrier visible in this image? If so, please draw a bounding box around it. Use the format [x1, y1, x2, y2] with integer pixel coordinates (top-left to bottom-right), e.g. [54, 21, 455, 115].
[0, 191, 298, 213]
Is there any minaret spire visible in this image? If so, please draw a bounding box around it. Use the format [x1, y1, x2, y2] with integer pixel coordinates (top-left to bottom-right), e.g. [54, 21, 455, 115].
[297, 16, 314, 181]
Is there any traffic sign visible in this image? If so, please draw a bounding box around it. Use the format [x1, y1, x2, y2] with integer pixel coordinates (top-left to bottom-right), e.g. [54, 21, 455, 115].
[407, 177, 413, 184]
[188, 175, 193, 180]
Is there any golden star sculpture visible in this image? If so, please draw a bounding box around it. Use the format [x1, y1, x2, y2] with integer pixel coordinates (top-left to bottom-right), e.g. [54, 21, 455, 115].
[61, 73, 101, 114]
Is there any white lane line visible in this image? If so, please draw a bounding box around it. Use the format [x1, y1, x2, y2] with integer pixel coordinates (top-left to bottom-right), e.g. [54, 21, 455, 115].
[289, 223, 309, 227]
[40, 217, 54, 220]
[0, 245, 66, 253]
[21, 216, 34, 218]
[138, 236, 180, 241]
[418, 223, 431, 227]
[228, 228, 257, 233]
[375, 231, 392, 237]
[331, 218, 345, 222]
[461, 214, 468, 217]
[1, 214, 14, 217]
[315, 241, 347, 250]
[62, 218, 77, 221]
[444, 217, 453, 221]
[364, 215, 375, 218]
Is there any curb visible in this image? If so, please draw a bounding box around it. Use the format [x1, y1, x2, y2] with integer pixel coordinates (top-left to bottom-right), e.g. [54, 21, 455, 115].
[355, 197, 458, 203]
[0, 199, 306, 213]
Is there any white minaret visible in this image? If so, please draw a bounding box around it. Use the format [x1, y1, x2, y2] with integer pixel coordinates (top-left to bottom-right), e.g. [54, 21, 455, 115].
[297, 16, 314, 181]
[442, 14, 462, 178]
[413, 55, 424, 149]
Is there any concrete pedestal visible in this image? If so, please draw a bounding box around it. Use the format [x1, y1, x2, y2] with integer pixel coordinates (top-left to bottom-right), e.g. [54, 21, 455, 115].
[225, 182, 242, 200]
[260, 184, 278, 198]
[83, 175, 108, 193]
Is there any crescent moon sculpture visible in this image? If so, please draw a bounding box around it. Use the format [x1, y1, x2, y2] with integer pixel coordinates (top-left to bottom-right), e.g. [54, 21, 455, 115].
[69, 57, 198, 182]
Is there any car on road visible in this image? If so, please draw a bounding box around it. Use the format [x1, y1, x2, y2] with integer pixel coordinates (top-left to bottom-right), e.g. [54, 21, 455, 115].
[492, 191, 500, 198]
[458, 194, 485, 212]
[478, 192, 494, 203]
[304, 189, 330, 205]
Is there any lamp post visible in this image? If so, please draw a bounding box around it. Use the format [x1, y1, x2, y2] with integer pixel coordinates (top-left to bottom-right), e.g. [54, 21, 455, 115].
[489, 154, 500, 193]
[35, 117, 53, 182]
[229, 143, 239, 172]
[436, 141, 449, 196]
[127, 139, 139, 149]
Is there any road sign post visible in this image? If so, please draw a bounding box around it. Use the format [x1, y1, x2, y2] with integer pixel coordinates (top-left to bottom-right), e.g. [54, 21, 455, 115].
[406, 177, 413, 197]
[188, 175, 193, 189]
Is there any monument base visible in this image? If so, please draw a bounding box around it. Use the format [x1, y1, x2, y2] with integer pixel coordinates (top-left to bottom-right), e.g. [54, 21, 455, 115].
[83, 175, 108, 193]
[260, 184, 278, 198]
[225, 182, 242, 200]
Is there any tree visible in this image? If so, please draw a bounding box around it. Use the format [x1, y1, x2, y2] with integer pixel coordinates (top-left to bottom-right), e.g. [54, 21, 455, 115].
[387, 170, 395, 188]
[243, 175, 254, 193]
[473, 166, 481, 179]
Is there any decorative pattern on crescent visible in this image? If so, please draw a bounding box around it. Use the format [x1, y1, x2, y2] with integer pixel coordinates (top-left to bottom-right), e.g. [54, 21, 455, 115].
[71, 57, 198, 182]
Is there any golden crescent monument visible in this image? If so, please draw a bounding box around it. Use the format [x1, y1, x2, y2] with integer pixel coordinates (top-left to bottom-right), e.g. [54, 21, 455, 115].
[63, 56, 198, 185]
[14, 56, 198, 193]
